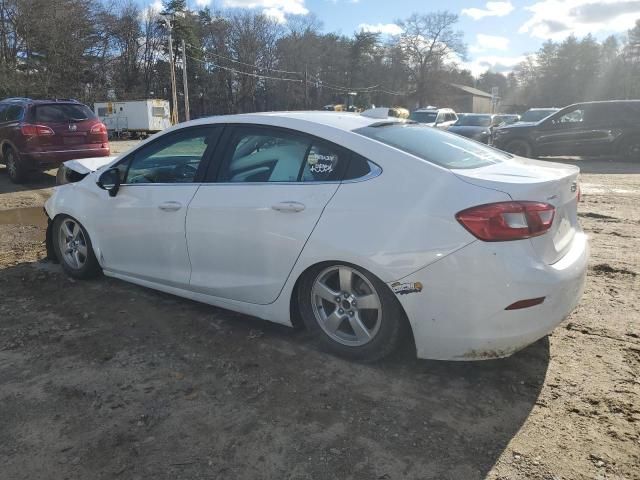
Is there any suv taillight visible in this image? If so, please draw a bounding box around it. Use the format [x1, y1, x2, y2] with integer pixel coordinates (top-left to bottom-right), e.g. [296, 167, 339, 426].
[90, 122, 107, 134]
[456, 201, 555, 241]
[21, 124, 55, 136]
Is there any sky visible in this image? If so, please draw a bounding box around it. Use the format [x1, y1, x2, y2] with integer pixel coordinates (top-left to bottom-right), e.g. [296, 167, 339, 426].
[154, 0, 640, 76]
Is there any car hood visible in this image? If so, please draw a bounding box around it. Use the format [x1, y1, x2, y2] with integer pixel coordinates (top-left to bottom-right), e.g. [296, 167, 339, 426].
[448, 126, 490, 136]
[64, 156, 117, 175]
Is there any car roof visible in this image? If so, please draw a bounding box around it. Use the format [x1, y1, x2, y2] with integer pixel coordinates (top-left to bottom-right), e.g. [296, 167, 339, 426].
[413, 108, 454, 113]
[0, 97, 83, 106]
[188, 111, 389, 132]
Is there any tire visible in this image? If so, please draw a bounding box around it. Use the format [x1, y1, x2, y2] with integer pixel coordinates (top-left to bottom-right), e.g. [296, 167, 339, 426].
[297, 262, 407, 362]
[4, 147, 29, 184]
[52, 215, 101, 279]
[504, 139, 533, 158]
[619, 137, 640, 161]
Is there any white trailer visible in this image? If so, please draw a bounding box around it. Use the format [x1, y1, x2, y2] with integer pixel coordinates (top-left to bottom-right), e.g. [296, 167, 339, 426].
[94, 99, 172, 137]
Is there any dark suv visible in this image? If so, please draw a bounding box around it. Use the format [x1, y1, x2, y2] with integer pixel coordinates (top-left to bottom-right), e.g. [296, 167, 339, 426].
[0, 98, 110, 183]
[492, 100, 640, 160]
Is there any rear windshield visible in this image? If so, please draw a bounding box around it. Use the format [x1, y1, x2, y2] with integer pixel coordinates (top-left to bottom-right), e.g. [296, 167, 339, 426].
[455, 115, 492, 127]
[409, 111, 437, 123]
[32, 104, 96, 123]
[354, 123, 509, 169]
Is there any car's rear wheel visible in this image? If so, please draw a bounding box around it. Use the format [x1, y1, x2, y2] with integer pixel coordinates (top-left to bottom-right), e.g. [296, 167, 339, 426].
[620, 137, 640, 161]
[4, 147, 28, 184]
[53, 215, 101, 279]
[504, 139, 533, 158]
[298, 263, 407, 362]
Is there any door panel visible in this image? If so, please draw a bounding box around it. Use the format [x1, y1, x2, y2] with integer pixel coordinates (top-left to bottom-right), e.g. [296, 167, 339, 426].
[95, 185, 199, 286]
[186, 183, 339, 304]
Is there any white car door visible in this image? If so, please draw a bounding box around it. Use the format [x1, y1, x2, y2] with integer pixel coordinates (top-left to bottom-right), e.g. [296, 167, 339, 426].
[94, 126, 221, 287]
[186, 125, 346, 305]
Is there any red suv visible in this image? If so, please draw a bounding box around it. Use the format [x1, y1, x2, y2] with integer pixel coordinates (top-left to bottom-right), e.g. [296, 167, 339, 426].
[0, 98, 110, 183]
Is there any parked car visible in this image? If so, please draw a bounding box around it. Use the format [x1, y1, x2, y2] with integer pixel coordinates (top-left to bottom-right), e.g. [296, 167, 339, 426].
[409, 107, 458, 128]
[492, 100, 640, 159]
[0, 98, 110, 183]
[518, 107, 559, 124]
[447, 113, 505, 144]
[45, 111, 587, 362]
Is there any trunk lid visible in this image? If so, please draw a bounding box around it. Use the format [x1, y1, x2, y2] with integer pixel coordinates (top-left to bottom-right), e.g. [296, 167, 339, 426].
[453, 157, 580, 264]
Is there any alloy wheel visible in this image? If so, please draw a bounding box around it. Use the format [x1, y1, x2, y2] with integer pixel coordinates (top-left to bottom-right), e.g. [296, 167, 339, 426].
[6, 151, 17, 179]
[58, 218, 89, 270]
[310, 265, 383, 346]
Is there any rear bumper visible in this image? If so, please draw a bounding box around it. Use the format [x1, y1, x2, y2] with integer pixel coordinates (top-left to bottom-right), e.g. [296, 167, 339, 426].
[21, 146, 111, 169]
[390, 232, 588, 360]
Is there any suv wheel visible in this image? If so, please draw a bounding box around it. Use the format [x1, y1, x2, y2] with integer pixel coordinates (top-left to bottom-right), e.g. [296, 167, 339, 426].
[5, 147, 28, 184]
[298, 263, 407, 362]
[52, 215, 101, 279]
[620, 138, 640, 161]
[504, 139, 533, 158]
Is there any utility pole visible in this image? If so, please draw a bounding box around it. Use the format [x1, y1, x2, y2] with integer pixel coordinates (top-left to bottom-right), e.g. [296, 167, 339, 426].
[304, 65, 308, 109]
[181, 39, 190, 121]
[163, 14, 179, 125]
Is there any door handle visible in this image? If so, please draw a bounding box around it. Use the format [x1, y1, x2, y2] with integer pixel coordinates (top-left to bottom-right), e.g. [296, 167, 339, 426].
[271, 201, 306, 213]
[158, 201, 182, 212]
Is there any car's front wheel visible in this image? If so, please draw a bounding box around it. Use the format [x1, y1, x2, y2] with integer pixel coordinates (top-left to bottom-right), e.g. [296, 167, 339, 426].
[52, 215, 101, 279]
[298, 263, 407, 362]
[504, 139, 533, 158]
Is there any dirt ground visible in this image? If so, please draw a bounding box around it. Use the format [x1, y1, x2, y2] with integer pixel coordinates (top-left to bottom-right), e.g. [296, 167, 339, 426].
[0, 144, 638, 480]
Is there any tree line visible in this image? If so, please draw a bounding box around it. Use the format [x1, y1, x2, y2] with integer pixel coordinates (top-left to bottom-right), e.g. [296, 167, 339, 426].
[0, 0, 639, 119]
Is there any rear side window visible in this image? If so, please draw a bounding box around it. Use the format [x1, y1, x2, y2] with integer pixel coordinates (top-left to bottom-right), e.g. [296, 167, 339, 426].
[218, 127, 346, 183]
[32, 104, 96, 123]
[589, 102, 640, 126]
[5, 105, 23, 121]
[354, 123, 509, 169]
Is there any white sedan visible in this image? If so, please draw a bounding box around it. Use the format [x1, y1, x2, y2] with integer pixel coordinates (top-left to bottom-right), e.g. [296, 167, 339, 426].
[45, 110, 588, 362]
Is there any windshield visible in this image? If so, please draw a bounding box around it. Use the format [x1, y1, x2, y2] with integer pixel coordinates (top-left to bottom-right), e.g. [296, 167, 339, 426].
[409, 111, 437, 123]
[454, 115, 492, 127]
[33, 104, 96, 123]
[354, 123, 509, 169]
[520, 109, 557, 123]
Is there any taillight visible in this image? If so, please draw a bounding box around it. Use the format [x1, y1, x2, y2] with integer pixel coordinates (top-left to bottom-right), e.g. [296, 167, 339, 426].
[456, 201, 555, 241]
[21, 124, 54, 136]
[90, 122, 107, 134]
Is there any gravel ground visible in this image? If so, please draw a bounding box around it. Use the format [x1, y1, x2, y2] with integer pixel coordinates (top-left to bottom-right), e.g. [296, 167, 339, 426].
[0, 148, 638, 480]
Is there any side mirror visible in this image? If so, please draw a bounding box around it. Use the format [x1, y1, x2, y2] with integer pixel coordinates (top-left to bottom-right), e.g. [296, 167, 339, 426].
[97, 167, 120, 197]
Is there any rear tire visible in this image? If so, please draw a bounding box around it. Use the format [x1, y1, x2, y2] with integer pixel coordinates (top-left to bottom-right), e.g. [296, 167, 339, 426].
[297, 262, 407, 362]
[504, 139, 533, 158]
[619, 137, 640, 161]
[52, 215, 101, 279]
[5, 147, 29, 184]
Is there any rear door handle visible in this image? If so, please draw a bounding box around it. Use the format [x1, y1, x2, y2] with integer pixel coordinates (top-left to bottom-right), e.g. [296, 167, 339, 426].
[271, 201, 306, 213]
[158, 201, 182, 212]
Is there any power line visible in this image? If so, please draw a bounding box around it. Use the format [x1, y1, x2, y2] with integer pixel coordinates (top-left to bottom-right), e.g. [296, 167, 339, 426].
[202, 50, 302, 76]
[188, 54, 411, 96]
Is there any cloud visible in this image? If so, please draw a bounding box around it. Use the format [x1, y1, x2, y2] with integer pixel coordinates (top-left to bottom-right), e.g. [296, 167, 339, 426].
[358, 23, 403, 35]
[469, 33, 510, 53]
[222, 0, 309, 17]
[519, 0, 640, 40]
[195, 0, 212, 6]
[462, 1, 514, 20]
[461, 55, 526, 76]
[263, 6, 287, 22]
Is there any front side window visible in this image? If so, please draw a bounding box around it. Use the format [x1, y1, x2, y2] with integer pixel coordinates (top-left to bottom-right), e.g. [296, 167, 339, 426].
[123, 126, 217, 184]
[554, 107, 585, 124]
[5, 105, 23, 122]
[354, 123, 509, 169]
[219, 127, 344, 183]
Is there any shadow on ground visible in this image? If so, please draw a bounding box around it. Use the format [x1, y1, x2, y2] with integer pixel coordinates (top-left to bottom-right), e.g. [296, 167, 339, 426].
[0, 260, 549, 479]
[0, 166, 56, 194]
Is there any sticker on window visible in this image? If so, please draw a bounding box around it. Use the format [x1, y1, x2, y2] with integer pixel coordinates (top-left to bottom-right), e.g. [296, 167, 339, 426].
[308, 151, 337, 174]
